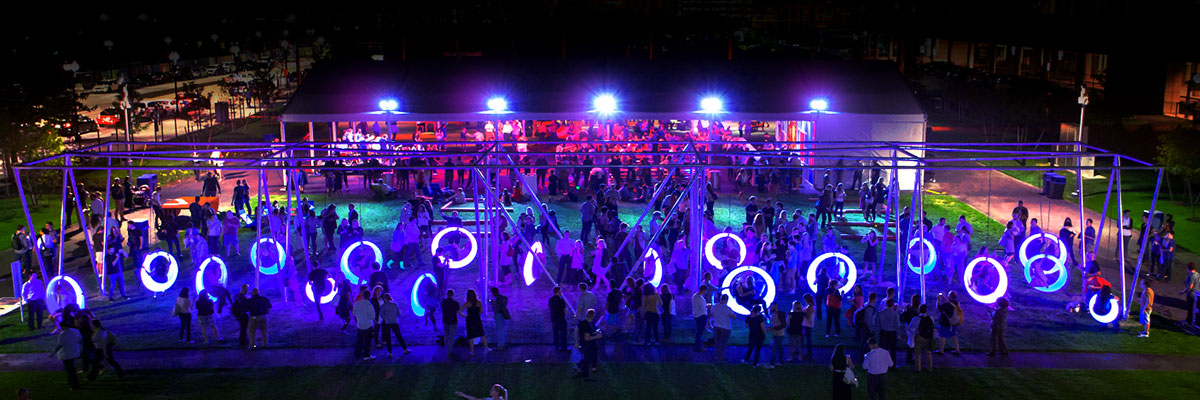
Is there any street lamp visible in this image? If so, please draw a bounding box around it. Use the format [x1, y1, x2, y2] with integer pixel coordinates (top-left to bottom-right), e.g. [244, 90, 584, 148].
[169, 51, 181, 140]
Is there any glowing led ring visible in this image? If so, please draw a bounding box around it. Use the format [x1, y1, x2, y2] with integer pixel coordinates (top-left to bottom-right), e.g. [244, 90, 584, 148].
[139, 251, 179, 292]
[1088, 293, 1121, 324]
[806, 252, 858, 295]
[410, 273, 438, 317]
[1018, 233, 1068, 269]
[522, 242, 544, 286]
[704, 233, 747, 269]
[963, 257, 1008, 304]
[195, 256, 228, 299]
[905, 238, 938, 274]
[45, 275, 86, 311]
[250, 238, 286, 275]
[305, 277, 339, 304]
[430, 227, 478, 269]
[340, 240, 384, 285]
[1023, 254, 1069, 293]
[641, 248, 664, 287]
[720, 266, 776, 315]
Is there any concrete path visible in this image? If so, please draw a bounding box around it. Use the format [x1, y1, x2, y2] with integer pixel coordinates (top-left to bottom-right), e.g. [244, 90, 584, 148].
[3, 343, 1199, 372]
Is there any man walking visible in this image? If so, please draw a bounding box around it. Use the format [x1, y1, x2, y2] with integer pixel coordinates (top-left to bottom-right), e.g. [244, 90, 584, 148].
[489, 287, 511, 350]
[576, 309, 603, 380]
[987, 298, 1010, 356]
[692, 286, 709, 351]
[441, 290, 461, 356]
[86, 319, 126, 380]
[51, 320, 82, 390]
[863, 338, 893, 400]
[549, 286, 569, 351]
[247, 288, 272, 349]
[231, 285, 251, 349]
[353, 288, 377, 360]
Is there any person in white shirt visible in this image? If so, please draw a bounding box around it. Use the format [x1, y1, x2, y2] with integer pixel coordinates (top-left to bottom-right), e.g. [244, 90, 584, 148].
[23, 274, 45, 330]
[710, 293, 736, 362]
[691, 286, 709, 351]
[51, 321, 82, 389]
[576, 283, 596, 321]
[1121, 210, 1133, 257]
[863, 338, 893, 400]
[352, 288, 377, 360]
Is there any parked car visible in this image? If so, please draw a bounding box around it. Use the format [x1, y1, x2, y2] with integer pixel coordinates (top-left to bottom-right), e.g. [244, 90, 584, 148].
[45, 115, 98, 138]
[97, 108, 124, 126]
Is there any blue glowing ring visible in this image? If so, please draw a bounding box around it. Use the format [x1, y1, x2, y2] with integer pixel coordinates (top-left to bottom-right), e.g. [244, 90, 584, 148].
[340, 240, 383, 285]
[194, 256, 228, 300]
[806, 252, 858, 295]
[641, 247, 664, 288]
[1088, 293, 1121, 324]
[250, 238, 286, 275]
[45, 275, 85, 311]
[410, 272, 437, 317]
[139, 251, 179, 293]
[721, 266, 776, 315]
[522, 242, 544, 286]
[905, 238, 938, 275]
[963, 257, 1008, 304]
[704, 233, 746, 270]
[1023, 254, 1069, 293]
[1018, 233, 1067, 269]
[430, 227, 478, 269]
[305, 277, 339, 304]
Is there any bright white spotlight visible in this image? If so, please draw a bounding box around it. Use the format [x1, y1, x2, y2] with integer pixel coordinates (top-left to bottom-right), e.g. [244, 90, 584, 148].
[809, 98, 829, 111]
[487, 97, 508, 112]
[700, 97, 724, 113]
[593, 94, 617, 114]
[378, 99, 398, 111]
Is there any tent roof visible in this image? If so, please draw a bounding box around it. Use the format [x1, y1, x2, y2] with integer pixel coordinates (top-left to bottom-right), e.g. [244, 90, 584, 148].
[281, 58, 925, 122]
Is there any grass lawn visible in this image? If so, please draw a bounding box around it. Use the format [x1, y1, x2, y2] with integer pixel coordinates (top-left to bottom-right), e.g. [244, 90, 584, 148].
[980, 160, 1197, 252]
[2, 364, 1198, 399]
[3, 177, 1198, 356]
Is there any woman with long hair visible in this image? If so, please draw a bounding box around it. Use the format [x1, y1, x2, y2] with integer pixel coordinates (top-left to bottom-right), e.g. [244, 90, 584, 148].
[829, 343, 854, 399]
[462, 289, 489, 356]
[172, 287, 194, 343]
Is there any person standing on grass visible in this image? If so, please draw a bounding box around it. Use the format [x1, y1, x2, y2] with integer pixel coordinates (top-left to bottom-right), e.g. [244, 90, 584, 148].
[336, 278, 354, 333]
[247, 288, 272, 349]
[743, 304, 769, 368]
[1138, 280, 1155, 338]
[606, 286, 625, 340]
[1121, 210, 1133, 257]
[222, 211, 241, 257]
[231, 285, 251, 348]
[308, 261, 329, 321]
[379, 293, 411, 357]
[172, 287, 194, 343]
[829, 343, 853, 400]
[711, 293, 735, 362]
[556, 230, 575, 283]
[1182, 263, 1200, 326]
[51, 320, 82, 390]
[768, 303, 788, 366]
[987, 297, 1010, 356]
[442, 290, 461, 356]
[86, 319, 125, 381]
[549, 286, 569, 351]
[864, 338, 892, 400]
[876, 299, 900, 363]
[935, 292, 962, 355]
[691, 285, 709, 351]
[353, 288, 376, 360]
[576, 309, 603, 380]
[463, 289, 489, 356]
[22, 273, 45, 330]
[825, 280, 842, 337]
[912, 304, 935, 371]
[196, 290, 221, 344]
[641, 282, 662, 346]
[489, 287, 511, 350]
[660, 285, 675, 340]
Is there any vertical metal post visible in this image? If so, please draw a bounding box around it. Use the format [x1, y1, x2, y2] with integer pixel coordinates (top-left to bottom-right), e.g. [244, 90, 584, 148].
[891, 154, 902, 301]
[1126, 167, 1163, 314]
[255, 169, 264, 289]
[1114, 159, 1126, 314]
[916, 167, 926, 305]
[67, 168, 96, 273]
[100, 160, 112, 291]
[1089, 157, 1117, 302]
[1075, 143, 1086, 282]
[56, 164, 69, 275]
[472, 163, 486, 308]
[692, 166, 705, 293]
[293, 163, 313, 276]
[13, 170, 48, 283]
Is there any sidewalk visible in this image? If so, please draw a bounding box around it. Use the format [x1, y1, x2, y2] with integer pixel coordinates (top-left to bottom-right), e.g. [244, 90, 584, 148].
[2, 343, 1199, 372]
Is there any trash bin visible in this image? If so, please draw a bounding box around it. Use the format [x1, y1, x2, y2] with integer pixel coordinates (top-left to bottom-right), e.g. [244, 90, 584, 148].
[1046, 173, 1067, 199]
[137, 173, 158, 190]
[1041, 172, 1055, 195]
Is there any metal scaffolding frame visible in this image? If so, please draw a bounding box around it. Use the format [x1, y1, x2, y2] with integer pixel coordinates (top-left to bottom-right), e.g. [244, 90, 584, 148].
[14, 139, 1162, 321]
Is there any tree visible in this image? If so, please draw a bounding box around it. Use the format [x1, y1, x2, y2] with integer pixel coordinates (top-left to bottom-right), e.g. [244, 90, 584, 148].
[0, 58, 78, 194]
[1156, 128, 1200, 219]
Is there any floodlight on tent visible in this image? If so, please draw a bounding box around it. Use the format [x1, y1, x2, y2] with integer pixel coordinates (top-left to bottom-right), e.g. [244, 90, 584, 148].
[700, 96, 724, 113]
[378, 99, 399, 111]
[487, 97, 508, 113]
[593, 94, 617, 114]
[809, 98, 829, 111]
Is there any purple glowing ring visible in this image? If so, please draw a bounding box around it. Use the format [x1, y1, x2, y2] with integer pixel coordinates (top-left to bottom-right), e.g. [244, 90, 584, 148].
[806, 252, 858, 295]
[704, 233, 746, 270]
[340, 240, 383, 285]
[905, 238, 938, 275]
[194, 256, 228, 299]
[305, 277, 339, 304]
[250, 237, 286, 275]
[522, 242, 544, 286]
[410, 272, 437, 317]
[45, 275, 85, 311]
[1023, 253, 1069, 293]
[963, 257, 1008, 304]
[430, 227, 478, 269]
[1088, 293, 1121, 324]
[139, 250, 179, 293]
[720, 265, 776, 316]
[641, 247, 664, 287]
[1018, 233, 1067, 269]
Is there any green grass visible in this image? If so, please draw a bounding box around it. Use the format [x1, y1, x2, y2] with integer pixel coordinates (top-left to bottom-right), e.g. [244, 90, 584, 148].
[2, 364, 1198, 399]
[981, 159, 1197, 253]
